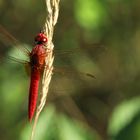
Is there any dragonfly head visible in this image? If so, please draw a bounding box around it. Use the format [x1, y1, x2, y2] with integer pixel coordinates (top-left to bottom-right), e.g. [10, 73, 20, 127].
[35, 32, 48, 45]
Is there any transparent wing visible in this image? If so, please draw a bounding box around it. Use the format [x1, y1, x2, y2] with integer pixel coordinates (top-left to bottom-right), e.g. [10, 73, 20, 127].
[0, 24, 30, 56]
[6, 55, 29, 64]
[49, 68, 96, 96]
[53, 67, 95, 79]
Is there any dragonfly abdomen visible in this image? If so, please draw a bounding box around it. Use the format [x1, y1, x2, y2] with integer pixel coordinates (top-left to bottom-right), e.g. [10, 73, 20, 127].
[28, 68, 40, 122]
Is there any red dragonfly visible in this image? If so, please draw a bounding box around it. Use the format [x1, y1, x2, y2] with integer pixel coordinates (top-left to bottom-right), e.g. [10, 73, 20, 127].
[0, 25, 95, 122]
[0, 25, 52, 122]
[28, 32, 48, 122]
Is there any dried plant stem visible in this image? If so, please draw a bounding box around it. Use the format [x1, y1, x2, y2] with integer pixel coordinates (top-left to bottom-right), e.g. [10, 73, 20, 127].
[30, 0, 60, 140]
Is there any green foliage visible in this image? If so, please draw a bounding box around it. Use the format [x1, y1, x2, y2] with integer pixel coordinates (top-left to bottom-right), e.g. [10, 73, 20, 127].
[75, 0, 108, 30]
[20, 105, 98, 140]
[108, 97, 140, 139]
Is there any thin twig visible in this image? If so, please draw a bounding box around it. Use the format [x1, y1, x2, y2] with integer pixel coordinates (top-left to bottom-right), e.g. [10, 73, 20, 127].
[30, 0, 60, 140]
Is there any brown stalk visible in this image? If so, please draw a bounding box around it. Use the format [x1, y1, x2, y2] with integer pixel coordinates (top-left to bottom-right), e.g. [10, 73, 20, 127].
[30, 0, 60, 140]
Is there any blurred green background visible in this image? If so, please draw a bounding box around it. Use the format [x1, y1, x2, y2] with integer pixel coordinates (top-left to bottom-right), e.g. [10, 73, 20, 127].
[0, 0, 140, 140]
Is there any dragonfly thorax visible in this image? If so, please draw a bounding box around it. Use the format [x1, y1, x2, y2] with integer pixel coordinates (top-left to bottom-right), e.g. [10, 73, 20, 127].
[30, 45, 46, 70]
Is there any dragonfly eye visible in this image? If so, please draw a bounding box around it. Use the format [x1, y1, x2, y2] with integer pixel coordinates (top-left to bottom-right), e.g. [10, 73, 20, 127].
[35, 33, 48, 44]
